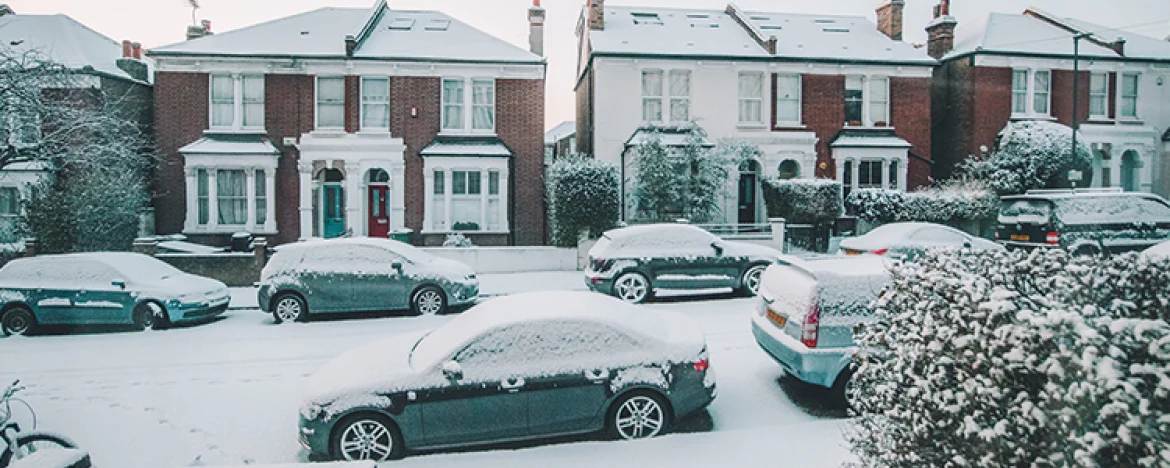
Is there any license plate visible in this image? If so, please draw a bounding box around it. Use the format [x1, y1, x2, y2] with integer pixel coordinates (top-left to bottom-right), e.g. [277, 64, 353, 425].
[1010, 234, 1030, 241]
[766, 308, 787, 328]
[843, 249, 862, 256]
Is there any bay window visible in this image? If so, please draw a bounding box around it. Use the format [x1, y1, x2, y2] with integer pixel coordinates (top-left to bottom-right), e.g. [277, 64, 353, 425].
[1089, 72, 1108, 118]
[775, 74, 801, 124]
[361, 77, 390, 130]
[857, 161, 883, 190]
[641, 70, 663, 122]
[197, 170, 209, 225]
[738, 72, 764, 124]
[254, 168, 266, 225]
[1120, 73, 1138, 118]
[426, 163, 508, 233]
[216, 169, 247, 225]
[187, 165, 276, 233]
[316, 77, 345, 129]
[210, 74, 265, 130]
[1011, 69, 1051, 116]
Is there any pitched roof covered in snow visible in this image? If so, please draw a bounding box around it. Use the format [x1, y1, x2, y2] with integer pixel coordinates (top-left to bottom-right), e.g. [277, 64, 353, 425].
[586, 5, 934, 66]
[545, 121, 576, 145]
[946, 10, 1170, 62]
[0, 13, 152, 83]
[150, 4, 542, 65]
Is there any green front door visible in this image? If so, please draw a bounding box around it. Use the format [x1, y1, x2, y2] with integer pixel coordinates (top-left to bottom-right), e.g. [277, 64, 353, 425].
[323, 184, 346, 238]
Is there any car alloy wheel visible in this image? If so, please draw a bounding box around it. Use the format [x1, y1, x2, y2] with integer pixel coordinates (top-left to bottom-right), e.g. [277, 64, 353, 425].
[742, 265, 766, 296]
[336, 416, 398, 462]
[613, 273, 650, 304]
[133, 303, 156, 330]
[412, 287, 445, 316]
[1, 307, 34, 336]
[612, 394, 667, 440]
[273, 294, 305, 323]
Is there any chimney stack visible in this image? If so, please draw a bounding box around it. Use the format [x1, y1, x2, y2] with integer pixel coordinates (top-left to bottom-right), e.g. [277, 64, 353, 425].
[588, 0, 605, 31]
[925, 0, 958, 59]
[131, 42, 142, 60]
[875, 0, 905, 41]
[121, 40, 133, 58]
[186, 18, 214, 41]
[116, 40, 149, 81]
[529, 0, 546, 56]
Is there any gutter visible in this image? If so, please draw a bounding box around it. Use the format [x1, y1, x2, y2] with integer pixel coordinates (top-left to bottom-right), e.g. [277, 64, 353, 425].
[146, 52, 545, 67]
[941, 49, 1170, 65]
[576, 51, 936, 85]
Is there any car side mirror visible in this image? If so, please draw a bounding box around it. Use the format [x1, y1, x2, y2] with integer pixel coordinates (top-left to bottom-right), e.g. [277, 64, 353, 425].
[112, 278, 127, 289]
[711, 241, 724, 256]
[391, 261, 403, 272]
[441, 361, 463, 380]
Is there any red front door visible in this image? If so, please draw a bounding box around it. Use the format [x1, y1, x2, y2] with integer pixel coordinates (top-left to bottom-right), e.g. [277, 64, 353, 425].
[368, 185, 390, 238]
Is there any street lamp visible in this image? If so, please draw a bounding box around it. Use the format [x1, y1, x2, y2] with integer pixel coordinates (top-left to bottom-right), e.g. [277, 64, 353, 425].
[1071, 32, 1092, 173]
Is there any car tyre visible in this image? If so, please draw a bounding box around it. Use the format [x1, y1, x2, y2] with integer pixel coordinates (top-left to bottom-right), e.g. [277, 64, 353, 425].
[1, 306, 36, 336]
[331, 412, 404, 462]
[613, 272, 652, 304]
[132, 302, 167, 331]
[830, 367, 856, 411]
[607, 390, 671, 440]
[411, 286, 446, 316]
[737, 264, 767, 297]
[272, 293, 308, 324]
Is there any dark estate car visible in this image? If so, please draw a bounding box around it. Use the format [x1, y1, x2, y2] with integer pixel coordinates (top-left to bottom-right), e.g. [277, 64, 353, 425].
[996, 189, 1170, 255]
[298, 291, 715, 461]
[257, 238, 478, 322]
[584, 224, 782, 303]
[0, 253, 230, 336]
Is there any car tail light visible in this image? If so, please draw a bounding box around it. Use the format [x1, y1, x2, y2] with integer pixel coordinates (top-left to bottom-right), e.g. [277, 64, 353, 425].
[871, 248, 888, 256]
[590, 257, 612, 272]
[1046, 232, 1059, 245]
[693, 359, 709, 372]
[994, 230, 1000, 240]
[801, 301, 820, 348]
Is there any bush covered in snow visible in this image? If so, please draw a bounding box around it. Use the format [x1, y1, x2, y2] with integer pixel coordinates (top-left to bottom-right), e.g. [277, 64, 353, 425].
[442, 233, 474, 248]
[761, 178, 842, 224]
[547, 156, 620, 247]
[961, 120, 1093, 195]
[845, 180, 999, 224]
[630, 126, 742, 224]
[847, 248, 1170, 467]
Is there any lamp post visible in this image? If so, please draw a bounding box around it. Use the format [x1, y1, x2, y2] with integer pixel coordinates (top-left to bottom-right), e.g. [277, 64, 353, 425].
[1071, 32, 1091, 172]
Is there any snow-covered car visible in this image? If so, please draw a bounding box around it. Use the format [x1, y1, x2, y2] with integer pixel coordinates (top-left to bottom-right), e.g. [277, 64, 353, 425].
[751, 256, 890, 405]
[298, 291, 715, 462]
[838, 222, 1003, 259]
[584, 223, 781, 303]
[257, 238, 477, 322]
[0, 252, 229, 336]
[1141, 239, 1170, 260]
[996, 189, 1170, 255]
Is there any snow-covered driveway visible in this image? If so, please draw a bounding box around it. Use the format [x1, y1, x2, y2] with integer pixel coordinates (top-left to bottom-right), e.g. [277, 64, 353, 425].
[0, 292, 853, 467]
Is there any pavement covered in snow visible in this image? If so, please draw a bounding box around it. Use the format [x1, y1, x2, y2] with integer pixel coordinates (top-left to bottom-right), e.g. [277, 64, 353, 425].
[0, 279, 855, 467]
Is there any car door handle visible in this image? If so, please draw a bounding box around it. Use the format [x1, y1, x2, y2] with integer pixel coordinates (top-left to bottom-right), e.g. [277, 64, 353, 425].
[500, 377, 525, 392]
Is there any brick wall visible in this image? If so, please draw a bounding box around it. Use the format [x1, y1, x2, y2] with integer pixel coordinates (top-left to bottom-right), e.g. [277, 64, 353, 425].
[575, 68, 594, 156]
[344, 75, 360, 133]
[890, 77, 933, 189]
[264, 74, 315, 244]
[969, 66, 1014, 163]
[153, 71, 209, 235]
[933, 61, 1015, 181]
[389, 76, 442, 239]
[1050, 69, 1091, 127]
[799, 74, 845, 179]
[497, 78, 547, 246]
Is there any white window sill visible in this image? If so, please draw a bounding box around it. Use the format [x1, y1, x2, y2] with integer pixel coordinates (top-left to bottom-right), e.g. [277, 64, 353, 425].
[186, 227, 278, 235]
[438, 130, 498, 137]
[422, 230, 510, 235]
[773, 122, 806, 129]
[736, 123, 768, 130]
[1117, 117, 1144, 125]
[356, 129, 392, 135]
[1009, 114, 1056, 121]
[205, 127, 267, 135]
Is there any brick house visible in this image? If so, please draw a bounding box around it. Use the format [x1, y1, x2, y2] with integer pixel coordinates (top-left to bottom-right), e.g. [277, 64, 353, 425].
[0, 6, 153, 240]
[575, 0, 935, 224]
[928, 1, 1170, 195]
[148, 0, 547, 247]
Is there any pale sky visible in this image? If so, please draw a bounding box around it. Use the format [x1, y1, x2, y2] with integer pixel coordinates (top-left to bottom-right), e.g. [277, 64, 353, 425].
[9, 0, 1170, 131]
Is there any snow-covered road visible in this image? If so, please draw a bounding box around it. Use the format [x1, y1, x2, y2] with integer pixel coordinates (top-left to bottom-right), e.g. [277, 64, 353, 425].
[0, 292, 854, 467]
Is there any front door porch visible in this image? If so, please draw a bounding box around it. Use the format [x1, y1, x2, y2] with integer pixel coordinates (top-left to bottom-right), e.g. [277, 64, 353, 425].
[295, 132, 406, 240]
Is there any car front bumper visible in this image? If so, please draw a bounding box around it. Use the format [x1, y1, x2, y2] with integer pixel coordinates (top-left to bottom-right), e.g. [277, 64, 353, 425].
[167, 296, 231, 322]
[298, 413, 332, 457]
[448, 281, 479, 306]
[751, 313, 846, 389]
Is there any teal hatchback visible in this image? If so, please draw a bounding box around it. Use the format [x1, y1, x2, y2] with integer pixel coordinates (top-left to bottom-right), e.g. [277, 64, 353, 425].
[0, 252, 230, 336]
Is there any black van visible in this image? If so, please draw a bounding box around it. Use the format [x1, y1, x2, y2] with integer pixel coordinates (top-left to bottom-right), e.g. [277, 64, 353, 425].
[995, 189, 1170, 255]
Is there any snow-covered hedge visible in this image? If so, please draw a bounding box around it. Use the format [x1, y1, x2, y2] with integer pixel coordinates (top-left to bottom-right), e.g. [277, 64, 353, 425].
[961, 120, 1093, 195]
[845, 181, 998, 224]
[761, 178, 842, 224]
[848, 248, 1170, 467]
[442, 233, 474, 248]
[547, 156, 620, 248]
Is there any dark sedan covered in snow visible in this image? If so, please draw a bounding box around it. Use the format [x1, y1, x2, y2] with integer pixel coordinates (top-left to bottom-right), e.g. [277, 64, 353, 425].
[257, 238, 478, 322]
[585, 223, 782, 303]
[298, 291, 715, 461]
[0, 253, 229, 336]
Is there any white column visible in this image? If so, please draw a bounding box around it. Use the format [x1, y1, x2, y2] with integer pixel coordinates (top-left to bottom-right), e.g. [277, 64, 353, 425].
[880, 159, 889, 189]
[835, 155, 845, 198]
[298, 161, 314, 240]
[479, 170, 489, 231]
[245, 168, 257, 231]
[851, 159, 860, 192]
[184, 168, 198, 232]
[500, 169, 509, 231]
[232, 74, 242, 129]
[391, 161, 406, 230]
[897, 158, 907, 192]
[345, 163, 363, 236]
[423, 166, 434, 231]
[861, 75, 872, 126]
[1111, 154, 1122, 188]
[264, 168, 276, 232]
[208, 170, 219, 230]
[444, 170, 453, 231]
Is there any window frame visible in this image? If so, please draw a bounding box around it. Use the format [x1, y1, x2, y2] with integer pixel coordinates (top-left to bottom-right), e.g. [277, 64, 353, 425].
[1011, 69, 1052, 117]
[641, 69, 665, 123]
[1119, 72, 1139, 119]
[774, 74, 801, 126]
[845, 76, 864, 124]
[240, 75, 265, 129]
[360, 76, 390, 132]
[868, 76, 889, 125]
[667, 69, 691, 123]
[1032, 70, 1051, 115]
[0, 186, 19, 216]
[441, 77, 496, 133]
[209, 74, 265, 131]
[1011, 70, 1028, 115]
[427, 165, 508, 233]
[471, 78, 496, 131]
[315, 76, 346, 130]
[738, 71, 765, 125]
[215, 169, 249, 226]
[1088, 72, 1108, 119]
[209, 74, 236, 129]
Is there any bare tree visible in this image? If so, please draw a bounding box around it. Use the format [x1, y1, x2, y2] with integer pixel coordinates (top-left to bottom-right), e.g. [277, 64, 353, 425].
[0, 48, 155, 252]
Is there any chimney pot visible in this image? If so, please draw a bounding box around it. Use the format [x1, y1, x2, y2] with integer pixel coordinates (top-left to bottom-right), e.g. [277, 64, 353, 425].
[131, 42, 142, 60]
[202, 19, 212, 33]
[122, 40, 132, 58]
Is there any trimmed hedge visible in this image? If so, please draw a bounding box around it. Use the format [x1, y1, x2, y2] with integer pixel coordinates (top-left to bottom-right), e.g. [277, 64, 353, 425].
[761, 178, 842, 224]
[845, 181, 998, 225]
[547, 156, 620, 247]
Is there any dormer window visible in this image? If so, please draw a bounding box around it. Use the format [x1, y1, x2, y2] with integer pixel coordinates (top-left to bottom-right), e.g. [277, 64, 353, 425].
[632, 12, 663, 25]
[388, 18, 415, 30]
[425, 19, 451, 31]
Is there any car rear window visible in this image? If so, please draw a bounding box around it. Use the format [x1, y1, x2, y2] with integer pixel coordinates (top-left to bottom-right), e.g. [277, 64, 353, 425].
[999, 199, 1053, 222]
[1053, 196, 1170, 225]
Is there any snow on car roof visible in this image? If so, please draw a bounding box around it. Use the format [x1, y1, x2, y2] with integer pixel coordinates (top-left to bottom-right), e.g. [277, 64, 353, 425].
[410, 291, 668, 367]
[276, 237, 430, 261]
[603, 223, 712, 240]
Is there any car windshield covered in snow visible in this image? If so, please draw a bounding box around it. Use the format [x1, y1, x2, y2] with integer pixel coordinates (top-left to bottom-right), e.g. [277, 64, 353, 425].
[998, 199, 1052, 221]
[1052, 195, 1170, 225]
